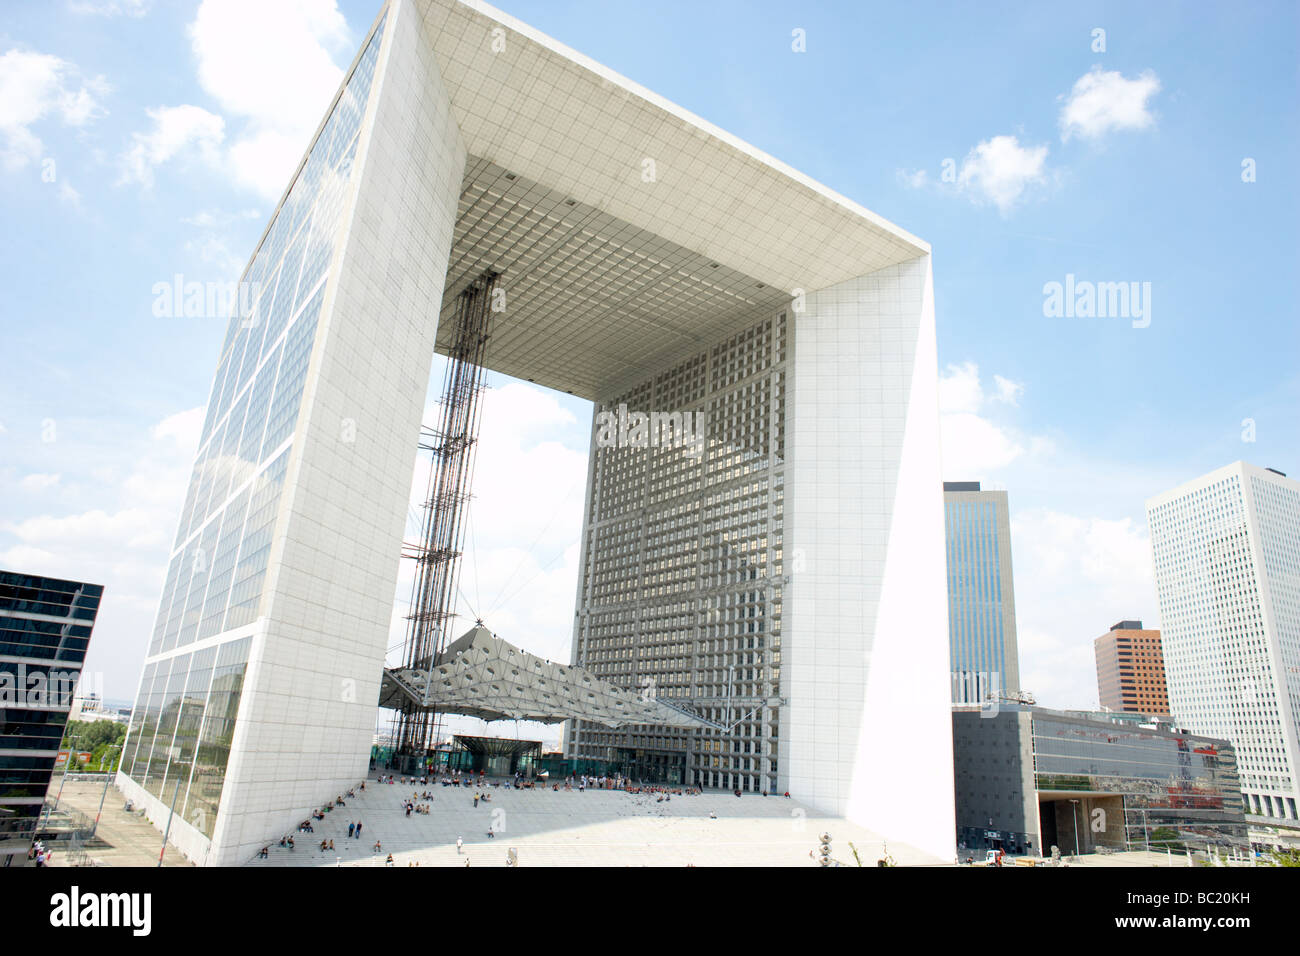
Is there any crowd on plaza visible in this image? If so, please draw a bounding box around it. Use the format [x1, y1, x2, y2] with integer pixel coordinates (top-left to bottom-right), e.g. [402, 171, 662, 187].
[28, 839, 52, 866]
[403, 795, 433, 815]
[369, 768, 762, 801]
[251, 767, 791, 865]
[375, 769, 710, 796]
[258, 787, 371, 858]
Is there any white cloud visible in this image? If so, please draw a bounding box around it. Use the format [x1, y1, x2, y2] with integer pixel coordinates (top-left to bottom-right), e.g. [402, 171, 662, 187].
[184, 234, 245, 281]
[0, 49, 108, 171]
[151, 406, 204, 449]
[118, 104, 225, 188]
[1059, 67, 1161, 142]
[181, 207, 260, 228]
[0, 407, 203, 702]
[179, 209, 261, 281]
[938, 363, 1045, 478]
[992, 374, 1024, 406]
[942, 412, 1027, 476]
[69, 0, 152, 15]
[188, 0, 351, 198]
[19, 472, 61, 491]
[1012, 508, 1156, 709]
[938, 361, 983, 415]
[896, 168, 928, 189]
[956, 135, 1049, 215]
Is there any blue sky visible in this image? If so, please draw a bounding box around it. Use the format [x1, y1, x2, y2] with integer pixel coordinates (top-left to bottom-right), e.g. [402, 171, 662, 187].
[1, 0, 1296, 720]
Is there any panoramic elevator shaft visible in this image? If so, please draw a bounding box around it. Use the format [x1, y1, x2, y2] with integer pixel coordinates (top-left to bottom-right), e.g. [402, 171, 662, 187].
[393, 272, 499, 763]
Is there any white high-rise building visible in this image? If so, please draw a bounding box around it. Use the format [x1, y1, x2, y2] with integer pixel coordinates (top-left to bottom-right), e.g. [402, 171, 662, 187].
[119, 0, 954, 864]
[1146, 461, 1300, 822]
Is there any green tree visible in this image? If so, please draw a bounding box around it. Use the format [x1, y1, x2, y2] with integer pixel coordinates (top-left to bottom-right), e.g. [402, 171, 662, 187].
[1263, 848, 1300, 867]
[61, 719, 128, 753]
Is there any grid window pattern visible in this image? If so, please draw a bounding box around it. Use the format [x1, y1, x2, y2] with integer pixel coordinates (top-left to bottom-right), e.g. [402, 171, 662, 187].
[1094, 626, 1171, 715]
[568, 310, 787, 793]
[439, 158, 793, 401]
[1147, 463, 1300, 820]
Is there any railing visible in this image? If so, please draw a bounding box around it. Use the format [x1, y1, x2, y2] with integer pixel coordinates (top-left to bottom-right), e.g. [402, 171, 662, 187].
[37, 803, 95, 839]
[65, 832, 104, 867]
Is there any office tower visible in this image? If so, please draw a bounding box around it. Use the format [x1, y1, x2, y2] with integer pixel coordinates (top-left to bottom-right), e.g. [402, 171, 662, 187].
[121, 0, 953, 864]
[0, 571, 102, 866]
[1094, 620, 1170, 715]
[1147, 461, 1300, 822]
[943, 482, 1020, 704]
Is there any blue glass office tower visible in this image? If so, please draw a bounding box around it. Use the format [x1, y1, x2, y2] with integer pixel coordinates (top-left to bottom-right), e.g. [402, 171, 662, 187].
[943, 482, 1020, 704]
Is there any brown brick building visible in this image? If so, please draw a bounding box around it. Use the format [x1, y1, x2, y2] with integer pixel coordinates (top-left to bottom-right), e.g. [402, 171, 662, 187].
[1094, 621, 1170, 715]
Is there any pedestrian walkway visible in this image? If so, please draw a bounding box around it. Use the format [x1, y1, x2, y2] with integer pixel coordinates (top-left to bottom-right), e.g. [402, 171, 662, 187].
[45, 778, 194, 867]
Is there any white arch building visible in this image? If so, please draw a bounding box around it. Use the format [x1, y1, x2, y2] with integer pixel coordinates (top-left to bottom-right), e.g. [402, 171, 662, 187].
[118, 0, 954, 865]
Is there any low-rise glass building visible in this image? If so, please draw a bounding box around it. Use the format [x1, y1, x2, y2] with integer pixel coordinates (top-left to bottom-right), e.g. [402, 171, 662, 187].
[953, 705, 1246, 857]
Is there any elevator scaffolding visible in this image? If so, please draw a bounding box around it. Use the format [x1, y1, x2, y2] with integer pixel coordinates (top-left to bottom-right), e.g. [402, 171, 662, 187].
[393, 272, 500, 762]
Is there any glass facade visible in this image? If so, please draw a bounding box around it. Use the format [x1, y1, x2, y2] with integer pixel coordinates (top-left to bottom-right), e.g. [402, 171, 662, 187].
[954, 707, 1247, 856]
[944, 488, 1018, 704]
[149, 18, 386, 660]
[121, 638, 250, 838]
[122, 14, 389, 836]
[1033, 713, 1247, 850]
[569, 312, 786, 793]
[0, 571, 103, 865]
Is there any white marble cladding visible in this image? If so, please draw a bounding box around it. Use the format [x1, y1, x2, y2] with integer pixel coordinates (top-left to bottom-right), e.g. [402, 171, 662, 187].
[143, 0, 467, 866]
[211, 0, 466, 866]
[779, 256, 955, 860]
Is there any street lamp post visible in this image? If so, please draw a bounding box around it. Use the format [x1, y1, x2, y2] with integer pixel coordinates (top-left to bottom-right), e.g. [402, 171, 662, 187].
[91, 744, 123, 837]
[157, 767, 185, 867]
[1070, 799, 1082, 858]
[41, 734, 82, 829]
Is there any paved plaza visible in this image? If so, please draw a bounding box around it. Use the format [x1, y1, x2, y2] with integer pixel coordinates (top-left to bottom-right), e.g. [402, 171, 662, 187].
[40, 770, 1253, 868]
[42, 772, 1249, 868]
[245, 774, 947, 868]
[44, 777, 193, 867]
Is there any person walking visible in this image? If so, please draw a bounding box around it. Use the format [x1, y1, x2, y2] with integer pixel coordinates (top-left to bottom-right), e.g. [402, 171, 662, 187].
[456, 836, 463, 854]
[356, 821, 363, 839]
[348, 821, 355, 838]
